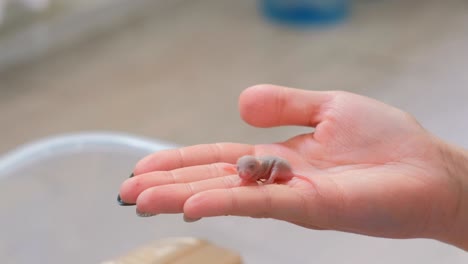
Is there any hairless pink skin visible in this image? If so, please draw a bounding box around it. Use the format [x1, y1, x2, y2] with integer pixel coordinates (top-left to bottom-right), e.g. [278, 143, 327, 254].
[236, 155, 295, 184]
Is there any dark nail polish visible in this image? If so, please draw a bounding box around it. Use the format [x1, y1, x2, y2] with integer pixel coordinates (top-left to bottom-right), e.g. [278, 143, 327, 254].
[117, 194, 136, 206]
[136, 210, 157, 217]
[116, 173, 136, 206]
[183, 215, 202, 223]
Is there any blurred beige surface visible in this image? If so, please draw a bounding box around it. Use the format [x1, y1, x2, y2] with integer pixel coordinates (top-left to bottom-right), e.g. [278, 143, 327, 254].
[1, 0, 467, 154]
[102, 237, 243, 264]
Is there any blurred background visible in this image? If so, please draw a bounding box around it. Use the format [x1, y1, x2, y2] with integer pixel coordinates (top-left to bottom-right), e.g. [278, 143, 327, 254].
[1, 0, 468, 263]
[0, 0, 467, 154]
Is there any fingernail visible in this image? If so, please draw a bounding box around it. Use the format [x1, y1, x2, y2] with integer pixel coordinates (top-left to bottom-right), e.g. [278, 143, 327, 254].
[136, 210, 157, 217]
[116, 172, 136, 206]
[183, 215, 202, 223]
[117, 194, 136, 206]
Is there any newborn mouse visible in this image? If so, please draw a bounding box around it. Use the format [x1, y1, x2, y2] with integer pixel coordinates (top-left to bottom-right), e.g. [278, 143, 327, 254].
[236, 155, 294, 184]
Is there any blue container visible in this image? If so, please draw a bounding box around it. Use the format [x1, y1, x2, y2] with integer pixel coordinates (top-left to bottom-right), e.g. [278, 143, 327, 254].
[260, 0, 350, 26]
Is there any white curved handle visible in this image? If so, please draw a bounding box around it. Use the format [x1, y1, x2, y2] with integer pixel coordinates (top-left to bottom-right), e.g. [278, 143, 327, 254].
[0, 132, 177, 176]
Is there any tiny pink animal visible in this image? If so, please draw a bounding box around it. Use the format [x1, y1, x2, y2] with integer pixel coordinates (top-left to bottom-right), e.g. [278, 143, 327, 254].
[235, 155, 295, 184]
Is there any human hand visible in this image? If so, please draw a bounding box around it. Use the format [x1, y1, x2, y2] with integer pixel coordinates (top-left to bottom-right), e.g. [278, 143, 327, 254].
[118, 84, 467, 250]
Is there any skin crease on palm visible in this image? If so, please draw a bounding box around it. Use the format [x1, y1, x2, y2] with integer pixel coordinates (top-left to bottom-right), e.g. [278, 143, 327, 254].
[118, 84, 468, 251]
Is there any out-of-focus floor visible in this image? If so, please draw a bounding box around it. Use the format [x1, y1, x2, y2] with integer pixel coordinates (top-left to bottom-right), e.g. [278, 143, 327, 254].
[1, 0, 467, 155]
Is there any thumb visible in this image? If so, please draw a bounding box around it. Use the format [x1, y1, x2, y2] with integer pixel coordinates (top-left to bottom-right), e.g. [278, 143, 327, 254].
[239, 84, 332, 128]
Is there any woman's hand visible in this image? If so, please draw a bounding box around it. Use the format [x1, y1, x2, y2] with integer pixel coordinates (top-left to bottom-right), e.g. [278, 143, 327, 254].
[118, 84, 467, 249]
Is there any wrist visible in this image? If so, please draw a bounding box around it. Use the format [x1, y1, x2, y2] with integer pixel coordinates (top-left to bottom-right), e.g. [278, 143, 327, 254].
[437, 141, 468, 251]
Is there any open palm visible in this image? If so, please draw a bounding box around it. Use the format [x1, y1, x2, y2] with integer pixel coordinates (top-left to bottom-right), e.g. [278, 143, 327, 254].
[119, 85, 460, 242]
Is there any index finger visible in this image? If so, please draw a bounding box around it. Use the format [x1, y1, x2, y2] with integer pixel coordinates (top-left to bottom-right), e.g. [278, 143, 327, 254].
[134, 143, 254, 175]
